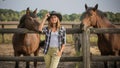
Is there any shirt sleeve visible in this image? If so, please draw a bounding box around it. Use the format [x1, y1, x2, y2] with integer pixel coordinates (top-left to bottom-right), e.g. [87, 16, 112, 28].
[42, 27, 48, 34]
[62, 27, 66, 45]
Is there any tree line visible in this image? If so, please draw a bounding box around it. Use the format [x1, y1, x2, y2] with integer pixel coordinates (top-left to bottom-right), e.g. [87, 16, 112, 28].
[0, 9, 120, 23]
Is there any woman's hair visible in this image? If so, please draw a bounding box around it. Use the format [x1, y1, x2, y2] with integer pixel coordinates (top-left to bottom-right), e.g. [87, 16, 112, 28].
[48, 17, 61, 29]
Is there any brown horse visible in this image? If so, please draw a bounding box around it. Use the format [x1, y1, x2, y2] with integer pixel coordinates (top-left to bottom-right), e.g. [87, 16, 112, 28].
[80, 4, 120, 68]
[12, 8, 41, 68]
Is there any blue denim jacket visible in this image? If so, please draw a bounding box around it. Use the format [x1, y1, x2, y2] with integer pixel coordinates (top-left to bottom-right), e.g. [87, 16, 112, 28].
[42, 26, 66, 54]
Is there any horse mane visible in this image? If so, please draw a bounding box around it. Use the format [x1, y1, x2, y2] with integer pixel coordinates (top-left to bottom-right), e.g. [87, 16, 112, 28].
[95, 9, 106, 19]
[94, 9, 116, 28]
[18, 14, 26, 28]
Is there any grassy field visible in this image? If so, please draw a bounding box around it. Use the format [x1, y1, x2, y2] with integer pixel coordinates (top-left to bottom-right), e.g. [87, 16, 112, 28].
[0, 34, 97, 44]
[0, 34, 74, 44]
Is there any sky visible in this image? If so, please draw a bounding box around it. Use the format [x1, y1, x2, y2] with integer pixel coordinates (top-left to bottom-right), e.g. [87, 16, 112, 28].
[0, 0, 120, 14]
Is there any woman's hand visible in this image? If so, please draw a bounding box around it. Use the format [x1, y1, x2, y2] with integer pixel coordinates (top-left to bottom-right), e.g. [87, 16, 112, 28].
[57, 45, 65, 57]
[39, 13, 50, 31]
[44, 13, 50, 20]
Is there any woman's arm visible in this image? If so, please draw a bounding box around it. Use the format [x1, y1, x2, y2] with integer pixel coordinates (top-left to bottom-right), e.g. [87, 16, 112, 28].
[57, 44, 65, 57]
[57, 28, 66, 56]
[39, 13, 50, 31]
[60, 44, 65, 53]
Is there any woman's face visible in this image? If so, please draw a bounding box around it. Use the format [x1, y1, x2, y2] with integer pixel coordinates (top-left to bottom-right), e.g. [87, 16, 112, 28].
[50, 15, 59, 24]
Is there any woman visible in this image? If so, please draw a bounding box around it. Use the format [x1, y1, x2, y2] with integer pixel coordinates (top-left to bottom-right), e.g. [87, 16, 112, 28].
[39, 11, 66, 68]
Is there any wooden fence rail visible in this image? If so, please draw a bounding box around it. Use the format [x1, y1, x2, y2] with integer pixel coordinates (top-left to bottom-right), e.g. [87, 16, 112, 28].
[0, 56, 82, 62]
[92, 56, 120, 61]
[0, 22, 80, 25]
[0, 22, 80, 43]
[90, 28, 120, 33]
[0, 22, 119, 26]
[0, 56, 120, 62]
[0, 28, 82, 34]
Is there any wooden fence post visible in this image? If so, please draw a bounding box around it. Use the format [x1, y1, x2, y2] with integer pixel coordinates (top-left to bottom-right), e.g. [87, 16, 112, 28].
[72, 24, 81, 53]
[82, 29, 90, 68]
[1, 24, 4, 43]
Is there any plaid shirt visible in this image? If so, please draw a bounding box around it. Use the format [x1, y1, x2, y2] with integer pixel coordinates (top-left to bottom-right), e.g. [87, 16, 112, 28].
[42, 26, 66, 54]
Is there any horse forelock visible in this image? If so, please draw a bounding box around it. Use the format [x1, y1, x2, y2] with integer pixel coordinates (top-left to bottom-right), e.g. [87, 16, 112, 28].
[86, 7, 106, 19]
[80, 7, 98, 20]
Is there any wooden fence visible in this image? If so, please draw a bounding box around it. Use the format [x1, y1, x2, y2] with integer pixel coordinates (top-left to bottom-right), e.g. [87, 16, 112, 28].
[0, 22, 120, 68]
[0, 22, 80, 43]
[84, 28, 120, 68]
[0, 27, 120, 68]
[0, 22, 120, 43]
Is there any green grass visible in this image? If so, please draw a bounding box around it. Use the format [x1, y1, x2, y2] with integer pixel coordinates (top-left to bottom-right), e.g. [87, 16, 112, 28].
[0, 34, 75, 44]
[0, 34, 98, 44]
[90, 35, 98, 42]
[66, 34, 74, 44]
[0, 34, 13, 44]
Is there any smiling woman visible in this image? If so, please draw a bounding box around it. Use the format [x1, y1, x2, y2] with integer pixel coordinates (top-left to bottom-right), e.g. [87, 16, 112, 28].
[39, 11, 66, 68]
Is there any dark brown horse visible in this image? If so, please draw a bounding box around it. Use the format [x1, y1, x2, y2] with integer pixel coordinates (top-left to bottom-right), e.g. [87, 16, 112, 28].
[80, 4, 120, 68]
[12, 8, 41, 68]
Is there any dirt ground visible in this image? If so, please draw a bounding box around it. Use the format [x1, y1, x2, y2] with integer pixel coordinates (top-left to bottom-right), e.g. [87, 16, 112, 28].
[0, 44, 120, 68]
[0, 44, 78, 68]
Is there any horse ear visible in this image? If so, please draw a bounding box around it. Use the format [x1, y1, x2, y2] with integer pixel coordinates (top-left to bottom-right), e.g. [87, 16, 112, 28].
[26, 7, 30, 15]
[93, 4, 98, 11]
[33, 8, 37, 14]
[85, 4, 88, 10]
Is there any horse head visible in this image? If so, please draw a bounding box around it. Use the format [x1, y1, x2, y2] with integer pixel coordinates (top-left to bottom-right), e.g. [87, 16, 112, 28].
[80, 4, 101, 30]
[18, 7, 40, 32]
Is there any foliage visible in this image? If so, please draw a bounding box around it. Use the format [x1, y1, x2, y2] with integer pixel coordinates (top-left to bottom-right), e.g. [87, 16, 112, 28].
[0, 9, 120, 22]
[37, 9, 48, 20]
[105, 12, 120, 23]
[0, 9, 20, 21]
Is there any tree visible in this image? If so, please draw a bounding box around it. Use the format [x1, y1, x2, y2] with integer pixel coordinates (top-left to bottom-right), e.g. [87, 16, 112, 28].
[69, 13, 80, 22]
[115, 13, 120, 22]
[62, 14, 70, 21]
[37, 9, 48, 20]
[12, 13, 19, 21]
[19, 10, 26, 17]
[0, 14, 7, 21]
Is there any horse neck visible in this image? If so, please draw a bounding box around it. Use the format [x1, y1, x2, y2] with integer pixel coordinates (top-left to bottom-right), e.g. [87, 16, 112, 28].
[96, 16, 115, 39]
[96, 16, 115, 28]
